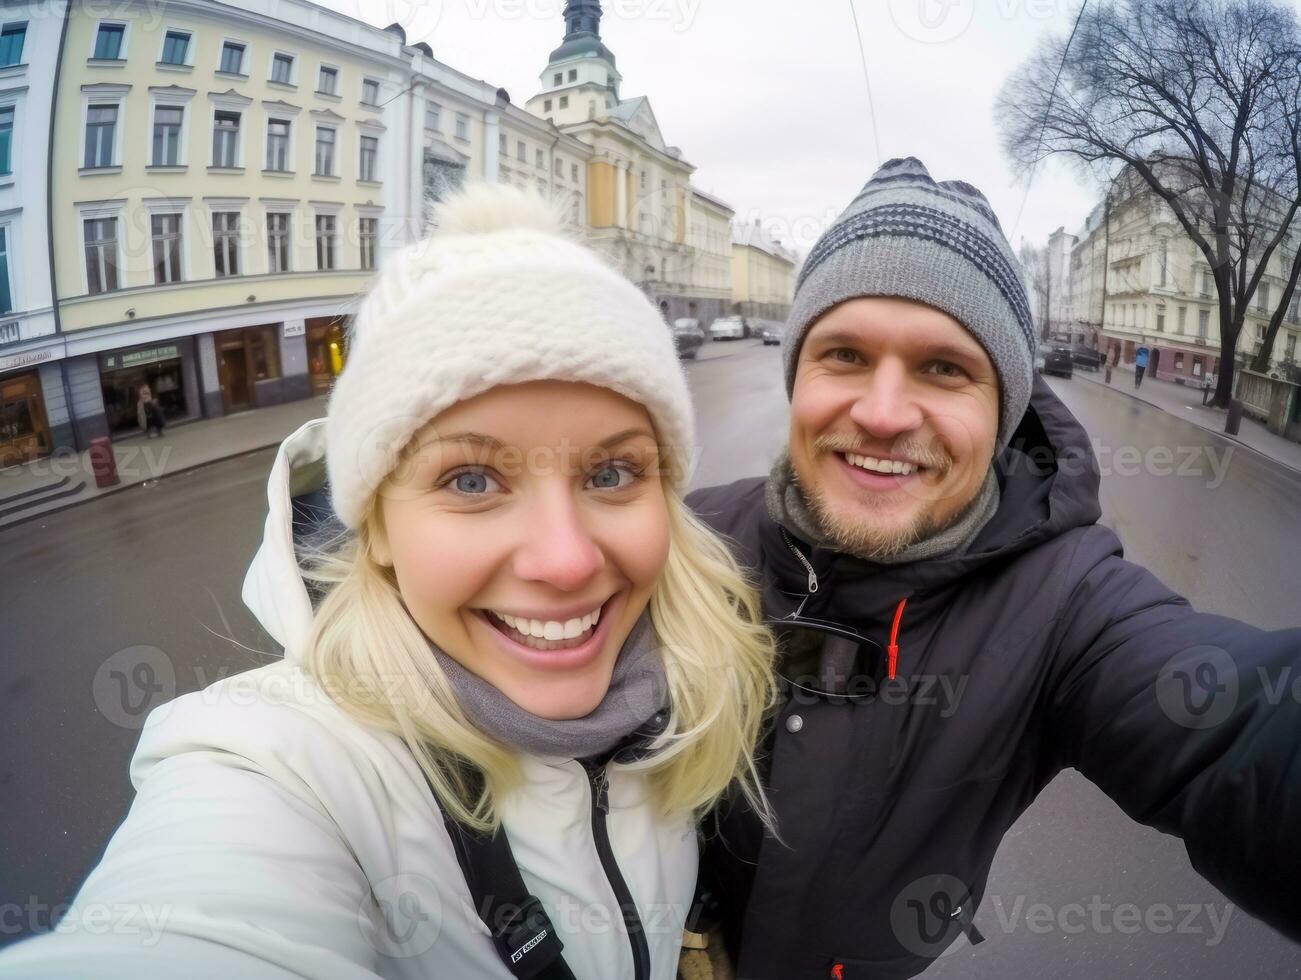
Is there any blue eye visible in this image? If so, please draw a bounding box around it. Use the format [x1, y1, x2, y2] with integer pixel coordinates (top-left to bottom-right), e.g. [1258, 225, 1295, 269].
[448, 470, 498, 495]
[587, 463, 634, 490]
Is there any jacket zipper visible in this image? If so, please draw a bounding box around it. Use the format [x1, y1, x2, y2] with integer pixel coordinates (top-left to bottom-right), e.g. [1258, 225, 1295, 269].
[586, 763, 651, 980]
[780, 527, 819, 594]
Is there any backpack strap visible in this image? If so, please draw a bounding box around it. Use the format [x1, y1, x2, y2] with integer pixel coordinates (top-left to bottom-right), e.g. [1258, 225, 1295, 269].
[435, 789, 577, 980]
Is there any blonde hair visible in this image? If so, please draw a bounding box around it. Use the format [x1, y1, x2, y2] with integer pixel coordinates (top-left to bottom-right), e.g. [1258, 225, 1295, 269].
[298, 484, 777, 834]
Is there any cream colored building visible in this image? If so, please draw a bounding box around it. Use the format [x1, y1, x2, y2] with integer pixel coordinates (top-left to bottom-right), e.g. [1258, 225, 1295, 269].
[731, 220, 797, 321]
[1066, 167, 1301, 384]
[50, 0, 412, 443]
[523, 0, 733, 324]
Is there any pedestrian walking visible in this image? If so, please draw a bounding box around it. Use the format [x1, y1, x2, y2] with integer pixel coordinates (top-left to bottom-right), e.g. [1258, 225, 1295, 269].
[687, 157, 1301, 978]
[1134, 344, 1150, 387]
[0, 185, 775, 979]
[135, 384, 165, 438]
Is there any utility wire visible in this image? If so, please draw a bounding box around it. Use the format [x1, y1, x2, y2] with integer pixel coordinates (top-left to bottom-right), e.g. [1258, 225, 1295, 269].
[1010, 0, 1090, 239]
[848, 0, 882, 167]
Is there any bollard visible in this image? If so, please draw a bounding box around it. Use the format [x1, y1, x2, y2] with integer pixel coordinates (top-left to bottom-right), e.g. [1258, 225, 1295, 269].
[1104, 365, 1112, 385]
[1224, 399, 1244, 437]
[89, 436, 119, 488]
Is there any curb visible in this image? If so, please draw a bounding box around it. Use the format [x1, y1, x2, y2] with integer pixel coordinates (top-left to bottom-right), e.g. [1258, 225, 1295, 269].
[0, 438, 285, 533]
[1071, 372, 1301, 478]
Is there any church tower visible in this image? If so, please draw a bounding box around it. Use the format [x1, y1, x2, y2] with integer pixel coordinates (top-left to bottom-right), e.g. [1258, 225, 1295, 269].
[527, 0, 623, 123]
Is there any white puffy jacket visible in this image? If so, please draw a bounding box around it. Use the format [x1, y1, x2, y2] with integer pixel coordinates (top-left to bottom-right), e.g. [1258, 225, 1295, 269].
[0, 419, 698, 980]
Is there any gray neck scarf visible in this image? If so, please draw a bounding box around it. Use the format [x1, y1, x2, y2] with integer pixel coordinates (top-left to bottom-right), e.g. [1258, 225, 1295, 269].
[428, 612, 668, 760]
[765, 452, 1001, 565]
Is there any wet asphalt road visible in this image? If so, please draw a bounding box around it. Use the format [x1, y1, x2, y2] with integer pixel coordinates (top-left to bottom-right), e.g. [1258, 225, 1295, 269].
[2, 337, 1298, 975]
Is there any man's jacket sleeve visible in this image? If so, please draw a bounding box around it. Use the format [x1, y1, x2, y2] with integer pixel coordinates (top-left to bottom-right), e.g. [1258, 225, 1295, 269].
[1046, 525, 1301, 941]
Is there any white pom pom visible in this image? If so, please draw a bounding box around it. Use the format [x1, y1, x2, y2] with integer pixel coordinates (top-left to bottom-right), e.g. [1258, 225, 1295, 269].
[433, 182, 565, 237]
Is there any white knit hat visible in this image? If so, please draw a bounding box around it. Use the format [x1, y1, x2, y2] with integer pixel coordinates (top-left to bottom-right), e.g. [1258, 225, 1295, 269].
[325, 183, 695, 530]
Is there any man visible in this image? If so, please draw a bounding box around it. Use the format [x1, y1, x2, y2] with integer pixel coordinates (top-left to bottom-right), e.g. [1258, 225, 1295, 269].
[688, 158, 1301, 979]
[1135, 344, 1150, 387]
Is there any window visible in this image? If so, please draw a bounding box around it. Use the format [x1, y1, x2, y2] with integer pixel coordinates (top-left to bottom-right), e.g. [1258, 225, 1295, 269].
[151, 106, 183, 166]
[553, 72, 562, 85]
[359, 216, 377, 271]
[317, 65, 338, 95]
[0, 23, 26, 67]
[362, 78, 380, 105]
[536, 149, 544, 168]
[560, 96, 569, 109]
[1201, 270, 1213, 296]
[1155, 312, 1165, 332]
[315, 214, 336, 270]
[83, 217, 119, 294]
[84, 105, 117, 168]
[0, 227, 10, 314]
[212, 212, 239, 278]
[544, 99, 553, 112]
[455, 113, 469, 141]
[266, 118, 290, 170]
[1174, 352, 1184, 369]
[1258, 282, 1270, 312]
[568, 69, 577, 82]
[248, 325, 281, 381]
[0, 107, 12, 175]
[359, 135, 378, 182]
[212, 110, 240, 167]
[271, 52, 293, 84]
[425, 100, 441, 130]
[151, 213, 183, 284]
[314, 127, 335, 176]
[267, 212, 290, 272]
[219, 41, 244, 74]
[160, 31, 190, 66]
[499, 133, 506, 155]
[93, 23, 124, 60]
[1286, 334, 1297, 361]
[640, 170, 647, 190]
[554, 158, 563, 176]
[1177, 306, 1187, 333]
[517, 140, 526, 162]
[1291, 296, 1300, 323]
[1198, 310, 1210, 337]
[572, 163, 578, 183]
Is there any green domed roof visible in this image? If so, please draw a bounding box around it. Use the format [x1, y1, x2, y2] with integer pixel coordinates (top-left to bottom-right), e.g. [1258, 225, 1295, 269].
[547, 1, 616, 67]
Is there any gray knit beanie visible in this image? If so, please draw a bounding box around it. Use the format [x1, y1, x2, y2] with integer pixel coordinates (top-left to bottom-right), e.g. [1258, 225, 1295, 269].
[784, 157, 1035, 449]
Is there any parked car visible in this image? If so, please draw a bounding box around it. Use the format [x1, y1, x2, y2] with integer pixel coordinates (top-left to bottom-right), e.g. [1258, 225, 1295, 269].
[756, 320, 783, 346]
[708, 315, 746, 341]
[1071, 346, 1105, 372]
[671, 318, 704, 360]
[1042, 345, 1075, 378]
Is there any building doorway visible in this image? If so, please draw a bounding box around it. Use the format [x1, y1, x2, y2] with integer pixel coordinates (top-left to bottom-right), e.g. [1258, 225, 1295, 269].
[0, 371, 50, 468]
[216, 325, 282, 413]
[100, 344, 188, 434]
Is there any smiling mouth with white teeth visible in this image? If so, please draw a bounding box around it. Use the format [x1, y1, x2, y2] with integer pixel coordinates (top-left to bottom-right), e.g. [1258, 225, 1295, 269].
[842, 452, 921, 476]
[486, 603, 605, 652]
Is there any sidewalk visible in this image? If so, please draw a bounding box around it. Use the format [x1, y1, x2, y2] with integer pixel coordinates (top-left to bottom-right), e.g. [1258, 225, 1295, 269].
[1075, 363, 1301, 473]
[0, 395, 329, 528]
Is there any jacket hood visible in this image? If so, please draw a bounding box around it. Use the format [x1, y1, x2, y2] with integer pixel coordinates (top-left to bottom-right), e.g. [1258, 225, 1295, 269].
[242, 418, 335, 663]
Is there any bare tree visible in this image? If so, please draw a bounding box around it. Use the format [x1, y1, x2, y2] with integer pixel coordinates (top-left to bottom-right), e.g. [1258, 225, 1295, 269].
[1251, 65, 1301, 373]
[997, 0, 1301, 409]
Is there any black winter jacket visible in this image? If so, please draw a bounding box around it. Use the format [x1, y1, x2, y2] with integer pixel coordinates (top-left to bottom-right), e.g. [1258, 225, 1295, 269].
[686, 378, 1301, 980]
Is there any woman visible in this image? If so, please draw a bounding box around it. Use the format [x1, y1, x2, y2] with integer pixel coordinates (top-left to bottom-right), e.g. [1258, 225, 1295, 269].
[0, 185, 773, 979]
[136, 384, 165, 438]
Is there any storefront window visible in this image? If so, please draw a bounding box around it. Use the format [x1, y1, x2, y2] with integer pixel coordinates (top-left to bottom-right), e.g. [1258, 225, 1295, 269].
[99, 345, 188, 433]
[248, 326, 281, 382]
[0, 371, 50, 466]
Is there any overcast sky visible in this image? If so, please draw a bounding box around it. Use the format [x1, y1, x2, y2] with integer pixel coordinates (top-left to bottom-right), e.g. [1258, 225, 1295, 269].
[322, 0, 1301, 257]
